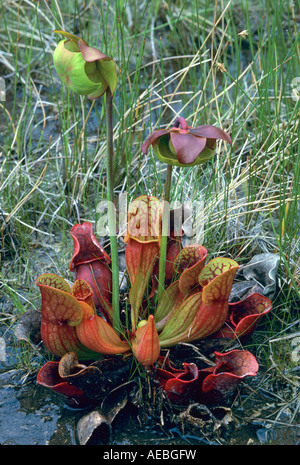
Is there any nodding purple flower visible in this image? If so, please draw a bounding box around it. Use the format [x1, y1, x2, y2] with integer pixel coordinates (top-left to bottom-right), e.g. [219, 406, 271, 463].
[142, 116, 232, 167]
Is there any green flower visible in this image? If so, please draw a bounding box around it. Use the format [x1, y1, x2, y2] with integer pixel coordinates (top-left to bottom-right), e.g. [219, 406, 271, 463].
[142, 116, 232, 167]
[53, 30, 117, 99]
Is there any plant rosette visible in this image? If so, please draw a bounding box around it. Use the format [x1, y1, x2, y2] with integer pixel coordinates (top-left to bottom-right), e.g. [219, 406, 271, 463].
[33, 196, 272, 408]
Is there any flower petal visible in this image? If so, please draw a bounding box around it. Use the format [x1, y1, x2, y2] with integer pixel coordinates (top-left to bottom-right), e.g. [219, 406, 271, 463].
[153, 139, 214, 167]
[190, 125, 232, 145]
[141, 129, 170, 154]
[170, 132, 207, 164]
[78, 39, 108, 62]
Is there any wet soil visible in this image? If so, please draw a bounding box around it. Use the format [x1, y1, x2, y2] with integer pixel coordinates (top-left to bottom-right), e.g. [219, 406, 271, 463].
[1, 368, 299, 445]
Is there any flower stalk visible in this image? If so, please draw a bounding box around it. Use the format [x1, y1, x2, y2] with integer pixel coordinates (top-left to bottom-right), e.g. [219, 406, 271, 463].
[157, 163, 172, 302]
[52, 30, 120, 330]
[105, 88, 120, 333]
[157, 118, 186, 301]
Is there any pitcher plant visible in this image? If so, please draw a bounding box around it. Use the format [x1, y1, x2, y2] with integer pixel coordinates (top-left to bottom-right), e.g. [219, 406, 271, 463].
[32, 30, 274, 410]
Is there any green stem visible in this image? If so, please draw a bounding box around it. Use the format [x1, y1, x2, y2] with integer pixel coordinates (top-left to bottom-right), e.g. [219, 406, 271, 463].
[157, 164, 172, 302]
[105, 88, 121, 333]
